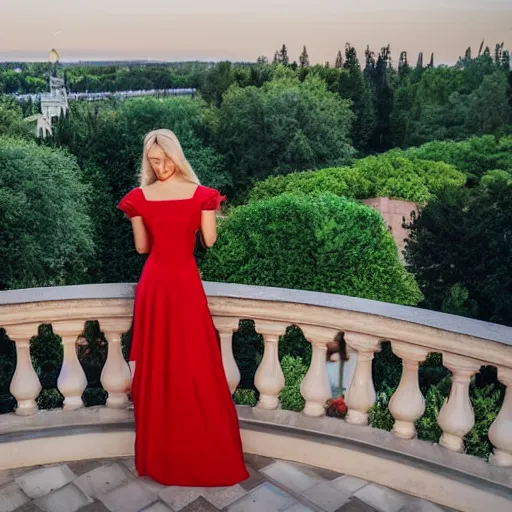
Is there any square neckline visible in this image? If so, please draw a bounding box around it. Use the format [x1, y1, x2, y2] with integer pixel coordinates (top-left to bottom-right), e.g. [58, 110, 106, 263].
[140, 185, 200, 203]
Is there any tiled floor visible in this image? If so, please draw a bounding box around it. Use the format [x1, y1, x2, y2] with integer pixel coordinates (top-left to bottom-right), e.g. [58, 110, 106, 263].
[0, 455, 452, 512]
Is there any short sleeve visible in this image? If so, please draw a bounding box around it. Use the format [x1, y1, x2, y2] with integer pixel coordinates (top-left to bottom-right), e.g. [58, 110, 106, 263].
[118, 189, 141, 218]
[201, 188, 227, 211]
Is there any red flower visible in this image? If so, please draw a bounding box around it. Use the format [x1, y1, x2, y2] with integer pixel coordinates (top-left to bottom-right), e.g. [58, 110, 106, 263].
[325, 396, 348, 418]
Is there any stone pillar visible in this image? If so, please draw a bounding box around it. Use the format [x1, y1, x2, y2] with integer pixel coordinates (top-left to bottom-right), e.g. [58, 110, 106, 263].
[300, 341, 332, 417]
[9, 335, 41, 416]
[213, 317, 241, 395]
[489, 368, 512, 467]
[344, 333, 381, 425]
[57, 335, 88, 410]
[101, 331, 132, 409]
[388, 341, 428, 439]
[437, 354, 481, 452]
[254, 321, 285, 410]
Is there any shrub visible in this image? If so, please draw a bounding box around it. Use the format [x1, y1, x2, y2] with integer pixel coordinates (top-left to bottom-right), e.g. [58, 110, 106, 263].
[0, 137, 95, 289]
[249, 154, 465, 204]
[368, 376, 505, 460]
[201, 194, 422, 305]
[401, 135, 512, 180]
[233, 388, 257, 406]
[279, 355, 308, 411]
[0, 329, 16, 414]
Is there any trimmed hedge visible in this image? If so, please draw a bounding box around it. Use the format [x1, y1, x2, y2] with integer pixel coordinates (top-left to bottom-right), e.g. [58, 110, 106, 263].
[249, 154, 465, 204]
[201, 193, 422, 305]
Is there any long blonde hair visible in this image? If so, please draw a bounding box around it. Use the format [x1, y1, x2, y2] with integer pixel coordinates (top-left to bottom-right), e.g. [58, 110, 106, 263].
[140, 129, 200, 187]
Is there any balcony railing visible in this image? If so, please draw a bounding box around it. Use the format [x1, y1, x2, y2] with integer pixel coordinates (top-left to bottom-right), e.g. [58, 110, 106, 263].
[1, 283, 511, 510]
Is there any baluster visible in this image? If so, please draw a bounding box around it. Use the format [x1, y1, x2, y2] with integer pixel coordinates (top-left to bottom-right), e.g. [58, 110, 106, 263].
[57, 335, 88, 410]
[300, 338, 332, 417]
[389, 341, 428, 439]
[254, 321, 285, 410]
[344, 333, 381, 425]
[437, 354, 481, 452]
[101, 331, 132, 408]
[213, 318, 241, 395]
[9, 335, 41, 416]
[489, 368, 512, 467]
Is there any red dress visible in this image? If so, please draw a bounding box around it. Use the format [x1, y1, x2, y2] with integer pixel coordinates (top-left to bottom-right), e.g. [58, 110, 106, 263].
[118, 185, 249, 487]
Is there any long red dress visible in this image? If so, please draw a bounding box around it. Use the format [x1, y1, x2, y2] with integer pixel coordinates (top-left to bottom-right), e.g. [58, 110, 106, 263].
[118, 185, 249, 487]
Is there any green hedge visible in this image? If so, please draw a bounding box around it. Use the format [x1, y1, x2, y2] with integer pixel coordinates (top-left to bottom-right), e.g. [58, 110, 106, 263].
[249, 154, 465, 204]
[201, 193, 422, 305]
[400, 135, 512, 180]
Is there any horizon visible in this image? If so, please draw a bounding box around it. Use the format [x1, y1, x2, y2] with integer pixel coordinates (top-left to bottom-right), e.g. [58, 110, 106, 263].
[1, 1, 511, 66]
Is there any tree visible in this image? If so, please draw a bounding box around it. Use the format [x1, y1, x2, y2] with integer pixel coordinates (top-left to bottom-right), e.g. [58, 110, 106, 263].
[335, 50, 343, 69]
[200, 61, 234, 106]
[201, 194, 422, 306]
[213, 75, 355, 194]
[339, 43, 376, 152]
[405, 180, 512, 326]
[0, 137, 94, 289]
[0, 96, 33, 138]
[278, 44, 289, 66]
[299, 46, 310, 68]
[365, 45, 395, 151]
[398, 51, 411, 81]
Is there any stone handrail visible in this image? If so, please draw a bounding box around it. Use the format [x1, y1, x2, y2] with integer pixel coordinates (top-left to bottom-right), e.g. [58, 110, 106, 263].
[1, 282, 511, 467]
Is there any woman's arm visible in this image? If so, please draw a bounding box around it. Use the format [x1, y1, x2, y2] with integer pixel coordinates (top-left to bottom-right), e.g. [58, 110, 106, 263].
[130, 216, 150, 254]
[200, 210, 217, 248]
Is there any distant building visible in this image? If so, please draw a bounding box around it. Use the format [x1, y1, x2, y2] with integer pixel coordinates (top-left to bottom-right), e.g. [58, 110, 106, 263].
[32, 76, 69, 138]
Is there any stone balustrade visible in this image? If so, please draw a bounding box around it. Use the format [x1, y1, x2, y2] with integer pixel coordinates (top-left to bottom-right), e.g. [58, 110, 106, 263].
[1, 283, 512, 479]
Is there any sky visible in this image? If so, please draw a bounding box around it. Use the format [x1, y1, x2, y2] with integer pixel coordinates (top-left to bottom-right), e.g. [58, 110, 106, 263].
[0, 0, 511, 65]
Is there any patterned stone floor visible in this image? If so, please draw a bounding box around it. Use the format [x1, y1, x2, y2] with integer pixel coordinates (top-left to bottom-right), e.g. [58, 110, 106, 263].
[0, 455, 453, 512]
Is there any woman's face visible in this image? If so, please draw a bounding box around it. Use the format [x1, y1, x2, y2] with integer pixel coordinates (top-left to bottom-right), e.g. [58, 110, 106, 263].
[148, 143, 177, 182]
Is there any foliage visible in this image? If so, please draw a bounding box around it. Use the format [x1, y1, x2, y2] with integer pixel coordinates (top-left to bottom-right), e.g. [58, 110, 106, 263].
[0, 329, 16, 414]
[249, 154, 465, 204]
[279, 355, 308, 412]
[31, 325, 63, 390]
[0, 96, 33, 138]
[465, 384, 504, 459]
[368, 386, 396, 432]
[373, 342, 402, 392]
[369, 377, 505, 460]
[78, 321, 108, 407]
[202, 194, 422, 305]
[0, 137, 95, 289]
[401, 135, 512, 180]
[212, 74, 355, 194]
[232, 320, 264, 392]
[414, 385, 445, 443]
[278, 326, 312, 366]
[480, 169, 512, 187]
[233, 388, 257, 406]
[339, 43, 376, 152]
[405, 180, 512, 326]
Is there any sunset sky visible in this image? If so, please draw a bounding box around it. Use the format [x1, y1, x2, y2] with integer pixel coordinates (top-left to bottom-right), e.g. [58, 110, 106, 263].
[1, 0, 511, 65]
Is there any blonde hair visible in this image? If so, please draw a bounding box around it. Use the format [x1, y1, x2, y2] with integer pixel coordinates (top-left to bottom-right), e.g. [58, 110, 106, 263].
[140, 129, 200, 187]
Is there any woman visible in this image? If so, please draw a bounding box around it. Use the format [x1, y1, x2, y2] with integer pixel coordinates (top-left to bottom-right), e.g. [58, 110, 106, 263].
[118, 129, 249, 486]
